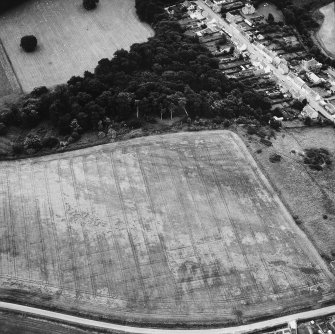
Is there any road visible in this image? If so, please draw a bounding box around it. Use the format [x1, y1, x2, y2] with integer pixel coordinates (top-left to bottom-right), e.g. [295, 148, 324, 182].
[2, 301, 335, 333]
[196, 0, 334, 122]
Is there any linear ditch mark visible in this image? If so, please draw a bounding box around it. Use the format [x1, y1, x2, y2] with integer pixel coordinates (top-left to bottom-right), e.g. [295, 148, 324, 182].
[229, 134, 322, 290]
[147, 147, 196, 305]
[69, 158, 98, 296]
[4, 165, 18, 278]
[217, 139, 283, 296]
[135, 147, 181, 302]
[83, 155, 121, 298]
[220, 135, 318, 296]
[173, 146, 230, 304]
[202, 142, 263, 301]
[30, 163, 49, 282]
[43, 163, 64, 289]
[33, 164, 60, 286]
[109, 151, 148, 304]
[16, 164, 32, 281]
[192, 145, 249, 304]
[0, 165, 9, 277]
[0, 39, 22, 93]
[185, 144, 237, 304]
[160, 142, 216, 309]
[224, 140, 303, 294]
[122, 148, 165, 302]
[95, 154, 127, 299]
[57, 160, 80, 293]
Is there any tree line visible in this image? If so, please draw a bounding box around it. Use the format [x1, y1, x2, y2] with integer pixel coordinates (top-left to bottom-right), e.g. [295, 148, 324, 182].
[1, 0, 275, 140]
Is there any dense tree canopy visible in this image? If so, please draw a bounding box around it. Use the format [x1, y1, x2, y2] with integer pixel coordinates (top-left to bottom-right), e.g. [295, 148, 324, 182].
[0, 0, 29, 13]
[20, 35, 38, 52]
[5, 0, 274, 139]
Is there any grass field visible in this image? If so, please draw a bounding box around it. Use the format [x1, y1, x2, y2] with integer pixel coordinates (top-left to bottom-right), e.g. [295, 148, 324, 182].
[0, 311, 106, 334]
[0, 0, 153, 92]
[242, 126, 335, 260]
[0, 131, 334, 325]
[316, 2, 335, 58]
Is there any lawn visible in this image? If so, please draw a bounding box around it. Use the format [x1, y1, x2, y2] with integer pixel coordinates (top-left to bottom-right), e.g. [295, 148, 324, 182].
[316, 2, 335, 58]
[0, 0, 153, 93]
[0, 311, 107, 334]
[0, 131, 334, 326]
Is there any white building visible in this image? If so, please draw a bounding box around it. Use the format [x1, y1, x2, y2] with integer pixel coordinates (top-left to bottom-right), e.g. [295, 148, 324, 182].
[301, 105, 318, 119]
[306, 72, 322, 84]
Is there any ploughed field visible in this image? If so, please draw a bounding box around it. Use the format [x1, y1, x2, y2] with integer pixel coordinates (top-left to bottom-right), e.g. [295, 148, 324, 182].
[0, 0, 153, 92]
[0, 131, 334, 325]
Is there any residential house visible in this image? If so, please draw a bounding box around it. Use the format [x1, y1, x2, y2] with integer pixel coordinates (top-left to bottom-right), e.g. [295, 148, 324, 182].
[302, 58, 322, 73]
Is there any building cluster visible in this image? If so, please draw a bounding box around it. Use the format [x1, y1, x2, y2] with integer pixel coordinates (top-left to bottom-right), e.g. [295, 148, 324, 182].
[165, 0, 335, 122]
[298, 317, 335, 334]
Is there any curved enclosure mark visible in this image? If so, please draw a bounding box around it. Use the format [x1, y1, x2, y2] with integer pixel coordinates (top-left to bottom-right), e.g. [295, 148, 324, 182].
[0, 131, 334, 325]
[0, 0, 154, 92]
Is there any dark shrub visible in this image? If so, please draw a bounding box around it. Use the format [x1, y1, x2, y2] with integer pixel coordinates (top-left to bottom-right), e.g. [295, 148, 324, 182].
[269, 153, 282, 163]
[304, 148, 332, 170]
[0, 107, 14, 125]
[83, 0, 99, 10]
[0, 122, 7, 135]
[31, 86, 49, 97]
[127, 119, 142, 129]
[24, 134, 42, 150]
[12, 142, 24, 155]
[20, 35, 38, 52]
[42, 136, 59, 148]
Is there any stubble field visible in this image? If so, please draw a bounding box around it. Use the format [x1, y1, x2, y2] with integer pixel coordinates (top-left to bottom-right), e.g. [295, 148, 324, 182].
[0, 131, 334, 326]
[0, 0, 153, 92]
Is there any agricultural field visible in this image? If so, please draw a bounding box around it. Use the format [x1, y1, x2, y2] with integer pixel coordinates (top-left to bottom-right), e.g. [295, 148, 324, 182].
[0, 40, 21, 97]
[0, 131, 334, 326]
[0, 0, 153, 93]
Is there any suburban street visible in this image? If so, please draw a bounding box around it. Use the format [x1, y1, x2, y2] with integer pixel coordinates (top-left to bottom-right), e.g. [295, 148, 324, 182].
[196, 0, 334, 122]
[2, 301, 335, 333]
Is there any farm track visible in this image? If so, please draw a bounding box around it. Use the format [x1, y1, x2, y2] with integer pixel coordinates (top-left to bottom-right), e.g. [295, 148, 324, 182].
[0, 131, 334, 325]
[0, 39, 21, 95]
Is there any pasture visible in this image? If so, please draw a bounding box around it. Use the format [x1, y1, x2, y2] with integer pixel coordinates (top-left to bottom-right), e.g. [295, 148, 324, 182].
[244, 126, 335, 260]
[0, 131, 334, 325]
[316, 2, 335, 58]
[0, 0, 153, 92]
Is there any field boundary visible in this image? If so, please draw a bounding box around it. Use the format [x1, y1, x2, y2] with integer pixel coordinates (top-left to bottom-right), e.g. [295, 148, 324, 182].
[0, 39, 22, 93]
